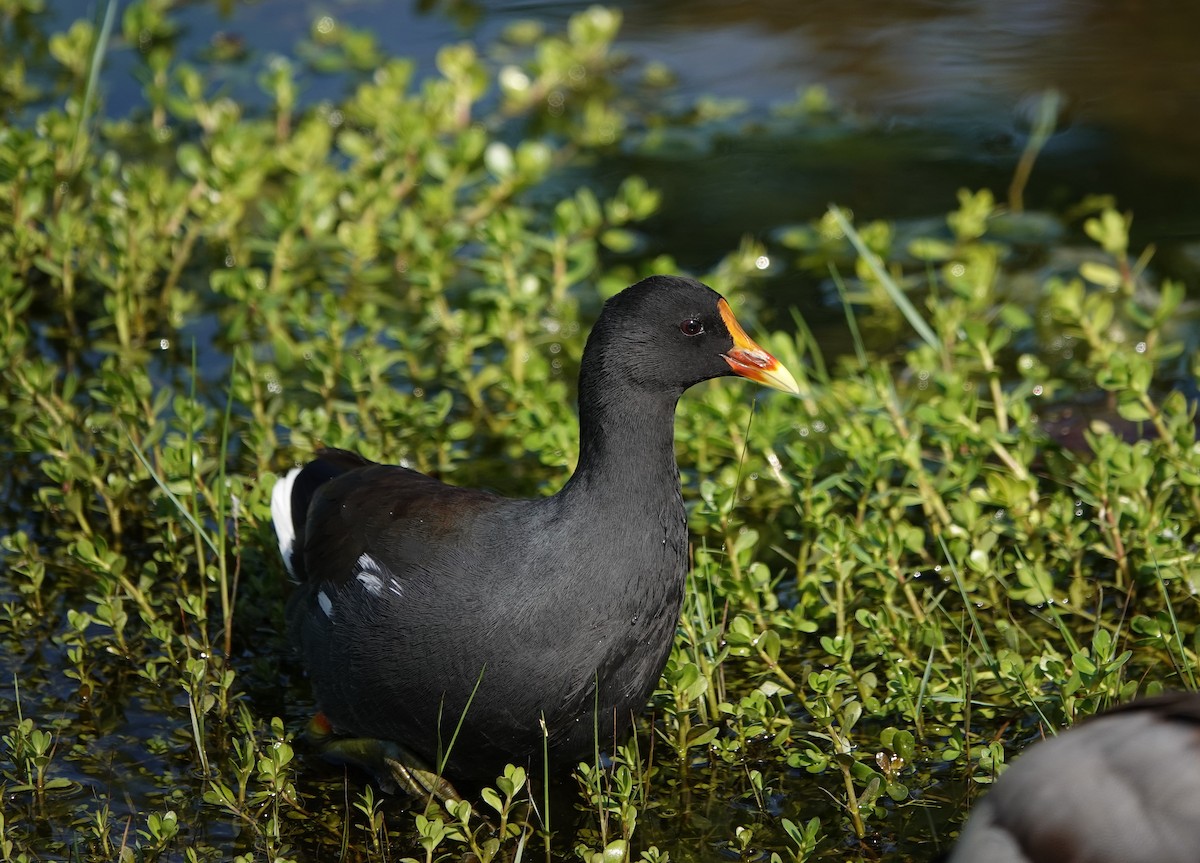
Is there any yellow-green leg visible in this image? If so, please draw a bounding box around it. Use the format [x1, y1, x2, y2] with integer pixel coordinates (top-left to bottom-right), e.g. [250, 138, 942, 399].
[304, 713, 465, 804]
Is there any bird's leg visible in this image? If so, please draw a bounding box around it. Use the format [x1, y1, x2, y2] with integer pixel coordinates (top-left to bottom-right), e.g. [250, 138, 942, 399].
[304, 713, 465, 804]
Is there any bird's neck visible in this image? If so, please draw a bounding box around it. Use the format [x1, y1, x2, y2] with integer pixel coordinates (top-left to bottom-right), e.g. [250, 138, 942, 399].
[560, 383, 685, 514]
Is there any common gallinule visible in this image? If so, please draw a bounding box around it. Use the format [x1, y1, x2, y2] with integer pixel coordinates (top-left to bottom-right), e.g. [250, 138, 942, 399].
[271, 275, 799, 794]
[947, 692, 1200, 863]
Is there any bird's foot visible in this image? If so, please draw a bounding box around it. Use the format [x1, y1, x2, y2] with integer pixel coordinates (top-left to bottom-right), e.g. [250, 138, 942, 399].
[304, 713, 464, 804]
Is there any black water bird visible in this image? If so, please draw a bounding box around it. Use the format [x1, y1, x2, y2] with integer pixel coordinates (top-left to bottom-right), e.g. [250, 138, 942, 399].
[271, 275, 799, 794]
[948, 692, 1200, 863]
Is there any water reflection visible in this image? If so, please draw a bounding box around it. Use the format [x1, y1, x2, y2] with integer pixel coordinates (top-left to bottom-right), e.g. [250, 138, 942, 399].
[597, 0, 1200, 247]
[38, 0, 1200, 259]
[609, 0, 1200, 181]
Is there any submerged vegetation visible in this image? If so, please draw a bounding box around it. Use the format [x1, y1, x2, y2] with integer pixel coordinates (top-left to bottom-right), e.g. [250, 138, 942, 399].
[2, 1, 1198, 861]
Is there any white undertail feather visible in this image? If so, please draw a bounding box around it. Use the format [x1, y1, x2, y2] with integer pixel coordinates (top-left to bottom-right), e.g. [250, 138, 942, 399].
[270, 467, 302, 578]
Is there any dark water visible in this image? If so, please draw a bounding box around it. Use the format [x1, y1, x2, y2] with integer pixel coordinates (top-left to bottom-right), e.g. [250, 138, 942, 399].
[72, 0, 1200, 251]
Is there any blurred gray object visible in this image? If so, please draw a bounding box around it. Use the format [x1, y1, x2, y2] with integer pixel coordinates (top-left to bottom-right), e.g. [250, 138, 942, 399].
[948, 693, 1200, 863]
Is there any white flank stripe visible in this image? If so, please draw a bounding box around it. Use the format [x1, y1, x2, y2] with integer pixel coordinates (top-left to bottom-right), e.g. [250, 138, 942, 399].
[356, 572, 383, 595]
[354, 553, 399, 599]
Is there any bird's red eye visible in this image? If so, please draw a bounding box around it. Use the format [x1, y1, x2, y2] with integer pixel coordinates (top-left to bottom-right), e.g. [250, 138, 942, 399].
[680, 319, 704, 336]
